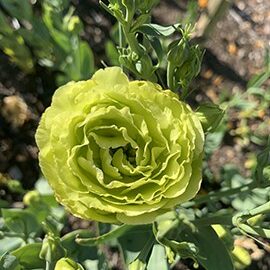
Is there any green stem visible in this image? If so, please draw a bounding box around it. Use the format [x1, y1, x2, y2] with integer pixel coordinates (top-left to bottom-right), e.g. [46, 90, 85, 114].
[99, 1, 114, 17]
[157, 219, 180, 240]
[125, 1, 135, 23]
[1, 231, 25, 238]
[76, 224, 135, 246]
[45, 261, 53, 270]
[193, 212, 233, 226]
[184, 182, 258, 207]
[122, 25, 143, 56]
[119, 23, 123, 48]
[167, 61, 176, 91]
[156, 69, 166, 89]
[118, 23, 124, 70]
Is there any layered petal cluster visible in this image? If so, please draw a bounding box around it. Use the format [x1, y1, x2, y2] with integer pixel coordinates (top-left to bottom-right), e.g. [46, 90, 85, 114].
[36, 67, 204, 224]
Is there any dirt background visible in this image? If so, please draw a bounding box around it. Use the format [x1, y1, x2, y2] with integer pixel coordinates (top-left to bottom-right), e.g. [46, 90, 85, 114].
[0, 0, 269, 269]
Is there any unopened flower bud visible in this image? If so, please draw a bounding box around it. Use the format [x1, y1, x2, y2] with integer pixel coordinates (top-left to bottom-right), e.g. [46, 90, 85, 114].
[55, 258, 84, 270]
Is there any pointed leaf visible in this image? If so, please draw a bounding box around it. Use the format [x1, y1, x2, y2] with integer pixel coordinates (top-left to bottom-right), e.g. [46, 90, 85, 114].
[0, 254, 19, 270]
[147, 244, 169, 270]
[179, 226, 234, 270]
[1, 209, 41, 237]
[137, 24, 180, 37]
[12, 243, 45, 268]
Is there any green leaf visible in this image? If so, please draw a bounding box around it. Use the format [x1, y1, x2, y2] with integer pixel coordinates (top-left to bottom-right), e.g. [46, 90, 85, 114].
[131, 14, 150, 32]
[179, 226, 234, 270]
[43, 0, 69, 11]
[118, 225, 153, 265]
[6, 180, 25, 194]
[196, 103, 225, 132]
[247, 87, 266, 96]
[43, 215, 64, 236]
[0, 253, 19, 270]
[97, 250, 110, 270]
[204, 130, 225, 155]
[137, 24, 180, 37]
[78, 41, 95, 79]
[35, 177, 53, 195]
[12, 243, 45, 268]
[61, 229, 98, 261]
[0, 199, 9, 208]
[148, 36, 164, 66]
[39, 233, 66, 267]
[255, 137, 270, 184]
[0, 237, 24, 256]
[184, 0, 198, 26]
[1, 209, 42, 238]
[42, 3, 71, 53]
[105, 40, 120, 66]
[56, 39, 94, 84]
[0, 0, 33, 22]
[147, 244, 169, 270]
[0, 34, 34, 73]
[0, 10, 13, 35]
[247, 71, 270, 88]
[128, 234, 155, 270]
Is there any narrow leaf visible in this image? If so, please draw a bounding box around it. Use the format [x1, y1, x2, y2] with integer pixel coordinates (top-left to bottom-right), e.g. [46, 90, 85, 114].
[137, 24, 180, 37]
[179, 226, 234, 270]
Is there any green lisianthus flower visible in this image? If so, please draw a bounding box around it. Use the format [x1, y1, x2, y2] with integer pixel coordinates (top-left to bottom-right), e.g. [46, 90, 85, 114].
[36, 67, 204, 224]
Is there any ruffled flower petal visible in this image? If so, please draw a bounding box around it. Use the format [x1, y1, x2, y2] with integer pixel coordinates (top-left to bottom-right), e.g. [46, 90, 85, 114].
[35, 67, 204, 224]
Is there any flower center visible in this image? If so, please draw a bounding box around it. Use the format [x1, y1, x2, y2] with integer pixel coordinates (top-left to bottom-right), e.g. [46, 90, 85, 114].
[109, 143, 137, 167]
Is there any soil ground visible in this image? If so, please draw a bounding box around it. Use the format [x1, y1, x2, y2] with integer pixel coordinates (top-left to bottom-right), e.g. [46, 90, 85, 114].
[0, 0, 269, 269]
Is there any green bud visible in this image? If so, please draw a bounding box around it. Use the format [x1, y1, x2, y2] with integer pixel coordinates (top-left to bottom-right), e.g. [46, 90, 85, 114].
[231, 246, 251, 270]
[212, 225, 234, 251]
[167, 25, 203, 93]
[105, 1, 125, 23]
[7, 179, 25, 194]
[196, 103, 225, 132]
[23, 190, 41, 206]
[130, 51, 139, 61]
[177, 45, 203, 91]
[67, 16, 82, 33]
[55, 258, 84, 270]
[247, 214, 263, 226]
[129, 259, 145, 270]
[39, 234, 66, 264]
[167, 38, 190, 66]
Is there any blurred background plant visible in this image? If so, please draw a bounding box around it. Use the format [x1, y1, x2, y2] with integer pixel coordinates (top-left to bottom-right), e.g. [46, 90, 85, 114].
[0, 0, 270, 269]
[0, 0, 94, 85]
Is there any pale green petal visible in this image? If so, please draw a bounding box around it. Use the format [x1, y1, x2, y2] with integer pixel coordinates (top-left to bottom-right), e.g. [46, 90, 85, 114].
[36, 67, 205, 225]
[92, 66, 129, 87]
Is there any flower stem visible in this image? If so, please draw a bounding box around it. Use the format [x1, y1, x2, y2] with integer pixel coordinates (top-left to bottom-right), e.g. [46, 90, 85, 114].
[184, 181, 260, 207]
